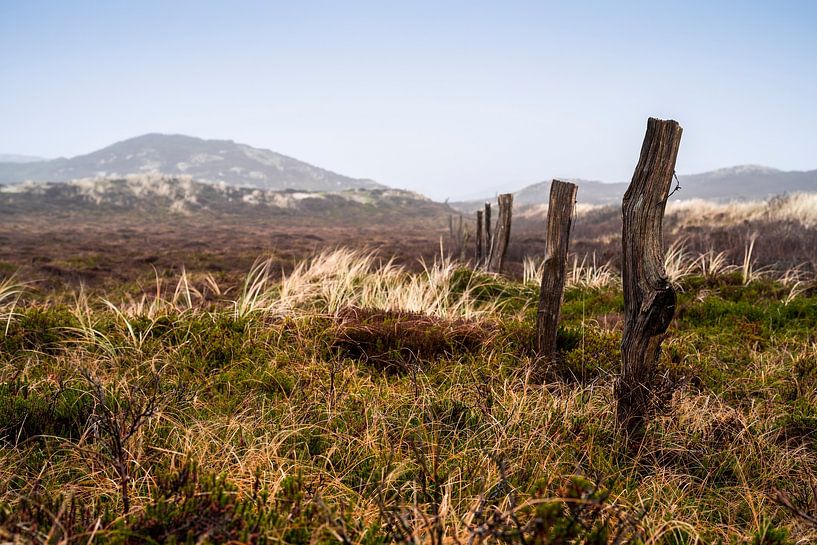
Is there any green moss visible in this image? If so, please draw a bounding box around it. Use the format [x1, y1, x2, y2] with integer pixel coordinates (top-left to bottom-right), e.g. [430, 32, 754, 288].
[751, 522, 793, 545]
[554, 326, 621, 383]
[450, 268, 533, 314]
[171, 315, 265, 374]
[560, 288, 624, 327]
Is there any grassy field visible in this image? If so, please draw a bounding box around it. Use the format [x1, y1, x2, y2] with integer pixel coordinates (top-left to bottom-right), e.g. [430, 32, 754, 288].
[5, 191, 817, 295]
[1, 248, 816, 544]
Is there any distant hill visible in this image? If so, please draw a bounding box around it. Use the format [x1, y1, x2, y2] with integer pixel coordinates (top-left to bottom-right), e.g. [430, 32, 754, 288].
[452, 165, 817, 211]
[672, 165, 817, 202]
[0, 175, 449, 222]
[0, 154, 49, 163]
[0, 134, 383, 192]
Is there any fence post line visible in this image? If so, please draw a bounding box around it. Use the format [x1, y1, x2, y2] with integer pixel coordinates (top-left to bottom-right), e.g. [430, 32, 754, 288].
[487, 193, 513, 274]
[616, 117, 683, 435]
[535, 180, 578, 367]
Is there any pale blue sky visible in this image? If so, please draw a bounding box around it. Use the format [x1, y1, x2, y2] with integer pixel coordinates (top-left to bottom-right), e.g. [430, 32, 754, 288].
[1, 1, 815, 199]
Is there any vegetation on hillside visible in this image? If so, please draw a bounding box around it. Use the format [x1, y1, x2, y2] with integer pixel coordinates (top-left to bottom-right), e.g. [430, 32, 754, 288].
[1, 249, 816, 544]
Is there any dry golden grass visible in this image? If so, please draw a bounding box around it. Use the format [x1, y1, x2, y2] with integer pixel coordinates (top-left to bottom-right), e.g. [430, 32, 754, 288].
[667, 193, 817, 229]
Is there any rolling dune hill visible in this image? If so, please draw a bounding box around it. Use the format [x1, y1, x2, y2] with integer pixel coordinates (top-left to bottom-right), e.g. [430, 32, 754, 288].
[0, 134, 383, 192]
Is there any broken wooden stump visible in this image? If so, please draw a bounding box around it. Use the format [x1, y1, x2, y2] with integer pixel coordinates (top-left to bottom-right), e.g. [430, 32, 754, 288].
[616, 117, 683, 435]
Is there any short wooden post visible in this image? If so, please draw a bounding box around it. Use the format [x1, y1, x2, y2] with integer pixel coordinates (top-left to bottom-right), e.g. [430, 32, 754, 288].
[457, 214, 467, 261]
[536, 180, 578, 364]
[616, 117, 683, 435]
[484, 202, 492, 259]
[487, 194, 513, 274]
[475, 210, 484, 266]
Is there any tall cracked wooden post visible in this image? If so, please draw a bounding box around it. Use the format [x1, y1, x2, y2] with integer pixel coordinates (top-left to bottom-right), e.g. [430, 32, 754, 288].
[616, 117, 683, 435]
[536, 180, 578, 366]
[487, 194, 513, 274]
[475, 210, 484, 267]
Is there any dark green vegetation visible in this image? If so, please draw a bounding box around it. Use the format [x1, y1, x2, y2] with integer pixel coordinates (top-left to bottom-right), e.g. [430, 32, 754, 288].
[1, 257, 816, 544]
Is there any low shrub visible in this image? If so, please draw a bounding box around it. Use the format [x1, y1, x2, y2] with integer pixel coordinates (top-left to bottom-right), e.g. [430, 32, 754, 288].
[0, 382, 93, 443]
[330, 306, 498, 373]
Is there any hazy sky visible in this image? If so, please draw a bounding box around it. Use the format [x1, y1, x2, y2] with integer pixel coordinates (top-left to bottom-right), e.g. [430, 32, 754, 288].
[1, 1, 815, 200]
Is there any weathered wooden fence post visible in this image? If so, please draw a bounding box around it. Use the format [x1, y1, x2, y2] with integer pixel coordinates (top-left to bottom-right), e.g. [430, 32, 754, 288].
[475, 210, 484, 266]
[457, 214, 468, 261]
[484, 202, 492, 266]
[447, 213, 469, 260]
[448, 214, 454, 257]
[487, 193, 513, 274]
[616, 117, 683, 435]
[536, 180, 578, 365]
